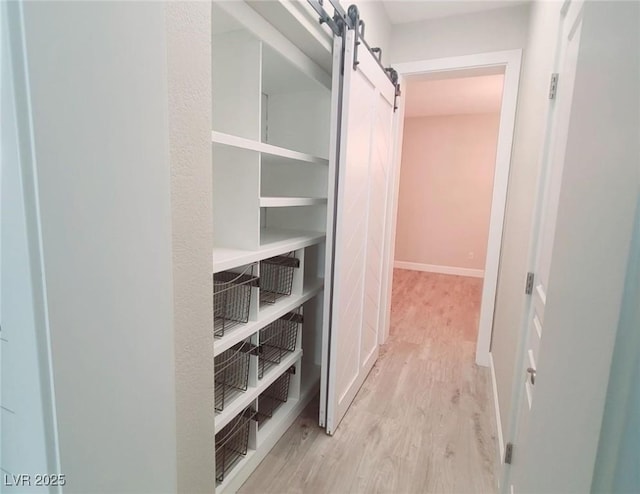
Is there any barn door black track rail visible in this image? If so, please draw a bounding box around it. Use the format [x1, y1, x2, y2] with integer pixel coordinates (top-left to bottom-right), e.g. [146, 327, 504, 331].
[307, 0, 401, 108]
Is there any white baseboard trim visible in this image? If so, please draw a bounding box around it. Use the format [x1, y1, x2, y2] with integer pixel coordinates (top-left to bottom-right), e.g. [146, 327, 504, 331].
[394, 260, 484, 278]
[489, 352, 505, 466]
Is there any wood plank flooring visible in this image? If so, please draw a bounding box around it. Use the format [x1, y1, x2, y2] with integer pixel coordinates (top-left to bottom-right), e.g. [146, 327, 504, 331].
[239, 270, 498, 494]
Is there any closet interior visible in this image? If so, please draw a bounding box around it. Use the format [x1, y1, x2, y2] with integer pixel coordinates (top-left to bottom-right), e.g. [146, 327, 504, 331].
[211, 3, 331, 491]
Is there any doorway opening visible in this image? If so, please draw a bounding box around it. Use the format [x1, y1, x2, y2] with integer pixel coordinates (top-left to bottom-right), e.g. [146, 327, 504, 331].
[394, 68, 504, 347]
[388, 50, 522, 367]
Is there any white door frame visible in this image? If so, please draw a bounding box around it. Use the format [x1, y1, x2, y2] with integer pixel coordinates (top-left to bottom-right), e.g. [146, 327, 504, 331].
[389, 50, 522, 367]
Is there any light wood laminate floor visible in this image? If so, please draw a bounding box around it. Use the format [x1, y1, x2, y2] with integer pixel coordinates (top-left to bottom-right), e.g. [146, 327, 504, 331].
[240, 270, 498, 494]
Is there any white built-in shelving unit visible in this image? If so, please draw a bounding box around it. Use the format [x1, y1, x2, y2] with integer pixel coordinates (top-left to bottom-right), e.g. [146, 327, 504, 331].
[211, 2, 331, 491]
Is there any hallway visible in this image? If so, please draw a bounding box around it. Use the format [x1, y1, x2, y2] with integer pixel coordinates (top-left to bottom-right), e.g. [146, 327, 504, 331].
[240, 270, 498, 493]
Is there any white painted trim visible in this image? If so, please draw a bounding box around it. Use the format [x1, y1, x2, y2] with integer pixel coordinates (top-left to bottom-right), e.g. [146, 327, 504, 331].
[393, 49, 523, 369]
[393, 50, 522, 77]
[394, 261, 484, 278]
[379, 77, 407, 346]
[490, 352, 505, 466]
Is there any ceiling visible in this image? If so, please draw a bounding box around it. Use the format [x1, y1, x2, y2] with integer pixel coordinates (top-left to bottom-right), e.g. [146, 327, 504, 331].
[404, 73, 504, 117]
[382, 1, 529, 25]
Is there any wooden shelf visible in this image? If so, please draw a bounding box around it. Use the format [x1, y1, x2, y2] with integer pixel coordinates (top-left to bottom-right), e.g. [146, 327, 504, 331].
[212, 229, 324, 273]
[214, 278, 323, 356]
[215, 349, 303, 433]
[212, 131, 329, 166]
[260, 228, 325, 251]
[260, 196, 327, 207]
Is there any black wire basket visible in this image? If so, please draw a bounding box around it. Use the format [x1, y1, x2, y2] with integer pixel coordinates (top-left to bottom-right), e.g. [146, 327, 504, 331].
[257, 369, 293, 425]
[258, 311, 303, 379]
[215, 407, 256, 483]
[214, 266, 259, 338]
[259, 252, 300, 305]
[214, 340, 256, 412]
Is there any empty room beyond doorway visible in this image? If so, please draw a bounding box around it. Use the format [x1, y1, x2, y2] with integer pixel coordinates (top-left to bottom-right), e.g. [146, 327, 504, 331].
[395, 71, 504, 345]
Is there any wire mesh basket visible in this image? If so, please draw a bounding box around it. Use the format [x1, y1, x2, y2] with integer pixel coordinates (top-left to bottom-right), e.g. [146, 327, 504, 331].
[214, 266, 259, 338]
[258, 311, 303, 379]
[215, 407, 256, 483]
[259, 252, 300, 305]
[257, 369, 293, 425]
[214, 340, 256, 412]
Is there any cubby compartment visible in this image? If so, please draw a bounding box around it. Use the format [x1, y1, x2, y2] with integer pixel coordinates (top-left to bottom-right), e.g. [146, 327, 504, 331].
[214, 265, 259, 338]
[212, 5, 261, 140]
[261, 44, 331, 158]
[259, 252, 300, 305]
[215, 407, 256, 484]
[261, 206, 328, 237]
[212, 3, 330, 159]
[261, 155, 328, 199]
[256, 370, 293, 426]
[212, 145, 261, 251]
[258, 310, 302, 379]
[215, 339, 256, 412]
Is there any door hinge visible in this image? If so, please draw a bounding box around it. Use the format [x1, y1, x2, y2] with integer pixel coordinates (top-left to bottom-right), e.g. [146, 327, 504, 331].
[525, 272, 535, 295]
[505, 442, 514, 464]
[549, 73, 559, 99]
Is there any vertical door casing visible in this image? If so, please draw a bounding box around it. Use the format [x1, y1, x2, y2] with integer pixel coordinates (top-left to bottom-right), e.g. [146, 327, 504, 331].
[322, 28, 395, 435]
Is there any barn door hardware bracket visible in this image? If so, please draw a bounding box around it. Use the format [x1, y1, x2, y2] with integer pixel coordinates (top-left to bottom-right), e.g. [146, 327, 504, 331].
[346, 5, 401, 96]
[348, 4, 364, 69]
[385, 67, 401, 112]
[525, 272, 535, 295]
[371, 47, 382, 63]
[308, 0, 348, 36]
[308, 0, 402, 97]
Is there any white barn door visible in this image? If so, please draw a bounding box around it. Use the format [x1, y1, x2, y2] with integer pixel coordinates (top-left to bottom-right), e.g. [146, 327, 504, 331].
[322, 28, 396, 435]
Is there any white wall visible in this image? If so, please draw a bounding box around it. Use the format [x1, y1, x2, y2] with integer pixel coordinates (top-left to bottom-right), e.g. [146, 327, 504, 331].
[18, 2, 177, 492]
[390, 4, 530, 64]
[395, 114, 500, 273]
[166, 3, 214, 493]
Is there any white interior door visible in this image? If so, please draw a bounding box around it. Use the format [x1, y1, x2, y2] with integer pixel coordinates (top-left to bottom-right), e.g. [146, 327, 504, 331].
[509, 0, 582, 490]
[507, 1, 639, 490]
[321, 28, 395, 435]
